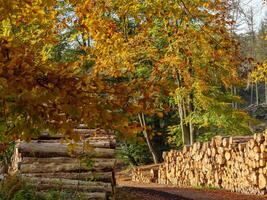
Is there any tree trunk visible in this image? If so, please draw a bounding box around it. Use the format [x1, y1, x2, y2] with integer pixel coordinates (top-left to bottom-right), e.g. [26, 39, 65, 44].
[265, 81, 267, 104]
[187, 96, 194, 145]
[189, 122, 194, 145]
[255, 82, 259, 105]
[234, 87, 238, 109]
[231, 86, 234, 108]
[182, 124, 191, 145]
[138, 113, 159, 164]
[143, 129, 159, 164]
[250, 83, 254, 105]
[175, 71, 194, 145]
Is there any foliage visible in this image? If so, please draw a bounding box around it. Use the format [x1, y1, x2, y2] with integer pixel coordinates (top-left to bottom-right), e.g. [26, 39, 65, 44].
[11, 187, 45, 200]
[247, 13, 267, 86]
[0, 0, 254, 151]
[0, 175, 88, 200]
[73, 0, 252, 144]
[0, 176, 24, 200]
[167, 125, 183, 149]
[0, 175, 43, 200]
[0, 142, 15, 167]
[250, 63, 267, 83]
[237, 10, 267, 106]
[0, 0, 131, 143]
[116, 140, 153, 166]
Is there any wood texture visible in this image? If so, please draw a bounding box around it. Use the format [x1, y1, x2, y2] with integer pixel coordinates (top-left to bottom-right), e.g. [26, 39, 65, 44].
[133, 132, 267, 195]
[10, 128, 116, 199]
[18, 142, 115, 158]
[21, 171, 113, 182]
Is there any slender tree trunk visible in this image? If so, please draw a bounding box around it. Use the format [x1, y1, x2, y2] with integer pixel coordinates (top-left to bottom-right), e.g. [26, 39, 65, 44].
[250, 83, 254, 105]
[255, 82, 259, 105]
[231, 86, 234, 108]
[187, 96, 194, 145]
[178, 107, 190, 145]
[175, 72, 192, 145]
[138, 113, 159, 164]
[178, 102, 186, 144]
[189, 122, 194, 145]
[182, 99, 191, 145]
[231, 86, 238, 109]
[234, 87, 238, 109]
[265, 81, 267, 104]
[182, 124, 191, 145]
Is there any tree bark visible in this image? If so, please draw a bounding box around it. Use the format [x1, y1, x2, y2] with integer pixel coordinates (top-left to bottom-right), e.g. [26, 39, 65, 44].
[255, 82, 259, 105]
[138, 113, 159, 164]
[18, 142, 115, 158]
[21, 171, 113, 182]
[19, 162, 114, 174]
[29, 139, 116, 149]
[250, 83, 254, 105]
[182, 124, 191, 145]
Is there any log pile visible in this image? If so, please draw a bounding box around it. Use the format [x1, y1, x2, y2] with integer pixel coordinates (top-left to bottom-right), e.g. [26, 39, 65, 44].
[132, 164, 161, 183]
[158, 133, 267, 195]
[132, 132, 267, 195]
[10, 128, 116, 200]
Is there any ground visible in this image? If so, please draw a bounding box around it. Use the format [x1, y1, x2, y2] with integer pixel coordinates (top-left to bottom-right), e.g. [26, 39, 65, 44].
[115, 170, 267, 200]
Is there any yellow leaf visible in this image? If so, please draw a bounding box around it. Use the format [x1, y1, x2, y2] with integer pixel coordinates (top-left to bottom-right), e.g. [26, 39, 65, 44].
[157, 112, 164, 118]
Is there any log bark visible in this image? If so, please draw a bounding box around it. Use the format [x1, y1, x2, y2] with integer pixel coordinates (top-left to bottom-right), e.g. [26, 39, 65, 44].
[30, 139, 116, 149]
[21, 157, 115, 165]
[19, 158, 115, 173]
[135, 132, 267, 195]
[12, 130, 116, 199]
[21, 171, 113, 182]
[18, 142, 114, 158]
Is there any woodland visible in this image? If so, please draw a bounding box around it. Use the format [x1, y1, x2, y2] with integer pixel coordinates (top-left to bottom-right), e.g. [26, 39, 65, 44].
[0, 0, 267, 200]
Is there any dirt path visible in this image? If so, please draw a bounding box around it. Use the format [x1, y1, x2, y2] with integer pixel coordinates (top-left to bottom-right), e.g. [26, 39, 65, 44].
[116, 171, 267, 200]
[116, 186, 192, 200]
[116, 181, 267, 200]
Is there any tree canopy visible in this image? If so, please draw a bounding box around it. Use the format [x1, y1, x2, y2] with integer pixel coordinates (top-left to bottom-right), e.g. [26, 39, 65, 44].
[0, 0, 253, 146]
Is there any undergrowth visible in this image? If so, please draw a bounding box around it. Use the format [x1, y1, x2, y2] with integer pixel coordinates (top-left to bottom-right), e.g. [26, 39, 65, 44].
[0, 176, 87, 200]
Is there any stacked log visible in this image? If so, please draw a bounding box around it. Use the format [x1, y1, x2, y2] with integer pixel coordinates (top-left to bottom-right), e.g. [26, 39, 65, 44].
[10, 128, 116, 200]
[132, 164, 161, 183]
[157, 133, 267, 195]
[132, 132, 267, 195]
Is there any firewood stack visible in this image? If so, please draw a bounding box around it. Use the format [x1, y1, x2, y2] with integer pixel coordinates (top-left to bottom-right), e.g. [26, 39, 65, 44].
[132, 164, 161, 183]
[10, 128, 116, 200]
[158, 132, 267, 195]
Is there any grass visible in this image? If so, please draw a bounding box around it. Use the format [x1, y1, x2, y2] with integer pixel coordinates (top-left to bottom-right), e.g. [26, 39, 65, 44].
[193, 184, 220, 190]
[0, 175, 88, 200]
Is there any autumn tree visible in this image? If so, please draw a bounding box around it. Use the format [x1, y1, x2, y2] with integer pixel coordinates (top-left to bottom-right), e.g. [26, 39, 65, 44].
[73, 0, 251, 149]
[0, 0, 132, 143]
[250, 14, 267, 104]
[0, 0, 253, 162]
